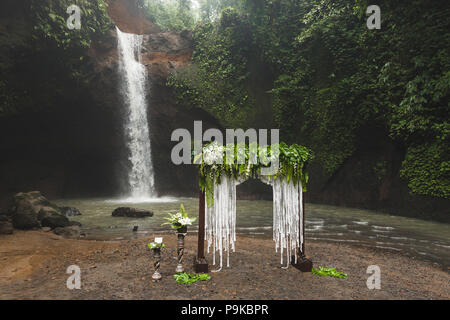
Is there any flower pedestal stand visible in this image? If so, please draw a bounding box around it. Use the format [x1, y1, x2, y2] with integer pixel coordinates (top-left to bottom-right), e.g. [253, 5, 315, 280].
[151, 248, 162, 282]
[176, 226, 188, 273]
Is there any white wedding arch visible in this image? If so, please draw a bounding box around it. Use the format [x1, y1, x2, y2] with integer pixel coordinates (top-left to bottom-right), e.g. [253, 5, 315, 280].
[193, 142, 313, 273]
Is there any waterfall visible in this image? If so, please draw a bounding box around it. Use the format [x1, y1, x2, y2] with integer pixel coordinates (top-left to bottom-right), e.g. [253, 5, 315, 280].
[116, 27, 155, 199]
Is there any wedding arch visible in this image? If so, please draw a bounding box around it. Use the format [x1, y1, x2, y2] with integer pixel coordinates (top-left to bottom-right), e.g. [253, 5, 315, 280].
[193, 142, 313, 273]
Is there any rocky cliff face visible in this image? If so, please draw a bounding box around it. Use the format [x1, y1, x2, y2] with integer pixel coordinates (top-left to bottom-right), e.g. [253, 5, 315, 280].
[106, 0, 160, 34]
[0, 1, 447, 222]
[0, 0, 219, 210]
[305, 126, 449, 222]
[88, 6, 221, 198]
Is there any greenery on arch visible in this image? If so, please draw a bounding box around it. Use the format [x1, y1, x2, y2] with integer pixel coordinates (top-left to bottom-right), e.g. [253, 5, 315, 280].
[195, 142, 313, 206]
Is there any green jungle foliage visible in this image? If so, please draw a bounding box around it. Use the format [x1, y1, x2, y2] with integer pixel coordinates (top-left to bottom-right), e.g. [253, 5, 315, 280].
[141, 0, 195, 31]
[1, 0, 448, 202]
[166, 0, 450, 199]
[0, 0, 111, 116]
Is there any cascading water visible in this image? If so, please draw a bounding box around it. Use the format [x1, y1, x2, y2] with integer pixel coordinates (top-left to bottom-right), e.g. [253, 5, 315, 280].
[116, 26, 155, 199]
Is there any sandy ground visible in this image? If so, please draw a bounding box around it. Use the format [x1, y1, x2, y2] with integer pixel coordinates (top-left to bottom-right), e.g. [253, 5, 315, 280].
[0, 230, 448, 300]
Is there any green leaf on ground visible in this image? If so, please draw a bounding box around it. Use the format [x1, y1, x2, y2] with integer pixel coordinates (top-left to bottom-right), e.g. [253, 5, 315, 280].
[312, 266, 348, 279]
[173, 272, 211, 284]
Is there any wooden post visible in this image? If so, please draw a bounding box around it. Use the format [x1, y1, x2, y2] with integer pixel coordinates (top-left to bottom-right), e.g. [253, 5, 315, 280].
[194, 190, 208, 273]
[292, 186, 313, 272]
[302, 191, 306, 255]
[197, 190, 205, 260]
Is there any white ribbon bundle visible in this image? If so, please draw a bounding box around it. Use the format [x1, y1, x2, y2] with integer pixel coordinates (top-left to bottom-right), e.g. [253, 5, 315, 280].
[205, 175, 240, 272]
[205, 175, 303, 271]
[270, 178, 302, 268]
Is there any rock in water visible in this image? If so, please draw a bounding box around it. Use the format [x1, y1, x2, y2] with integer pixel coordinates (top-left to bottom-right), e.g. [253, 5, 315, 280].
[11, 191, 68, 229]
[59, 206, 82, 217]
[38, 207, 70, 229]
[112, 207, 153, 218]
[53, 226, 80, 238]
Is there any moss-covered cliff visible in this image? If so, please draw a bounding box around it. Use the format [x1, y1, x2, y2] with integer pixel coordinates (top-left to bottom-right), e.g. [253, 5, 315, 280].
[0, 0, 219, 210]
[0, 0, 448, 222]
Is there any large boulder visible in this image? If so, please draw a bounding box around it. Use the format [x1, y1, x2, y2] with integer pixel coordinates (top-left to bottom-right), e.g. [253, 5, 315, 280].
[112, 207, 153, 218]
[11, 191, 67, 229]
[0, 215, 13, 234]
[59, 206, 82, 217]
[14, 191, 59, 211]
[12, 193, 41, 229]
[38, 207, 70, 229]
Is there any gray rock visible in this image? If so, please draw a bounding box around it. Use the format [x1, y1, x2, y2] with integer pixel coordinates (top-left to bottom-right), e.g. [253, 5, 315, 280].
[11, 191, 61, 229]
[53, 226, 80, 238]
[59, 206, 82, 217]
[112, 207, 153, 218]
[0, 221, 13, 234]
[38, 207, 70, 229]
[11, 191, 70, 230]
[12, 200, 40, 229]
[15, 191, 59, 212]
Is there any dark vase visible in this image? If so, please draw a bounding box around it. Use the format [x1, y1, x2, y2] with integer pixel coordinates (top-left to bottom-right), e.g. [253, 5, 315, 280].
[178, 225, 188, 233]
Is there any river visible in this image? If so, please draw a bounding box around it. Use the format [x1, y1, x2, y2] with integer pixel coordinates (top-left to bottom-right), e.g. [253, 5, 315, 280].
[54, 197, 450, 270]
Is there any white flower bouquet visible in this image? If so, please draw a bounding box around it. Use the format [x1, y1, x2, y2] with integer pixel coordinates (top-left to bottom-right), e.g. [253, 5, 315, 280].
[202, 142, 224, 165]
[162, 204, 196, 230]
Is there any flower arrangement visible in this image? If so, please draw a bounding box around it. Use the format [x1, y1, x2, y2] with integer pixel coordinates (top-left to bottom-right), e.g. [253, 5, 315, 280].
[202, 141, 224, 165]
[148, 237, 166, 250]
[162, 204, 196, 229]
[147, 242, 166, 250]
[195, 141, 312, 206]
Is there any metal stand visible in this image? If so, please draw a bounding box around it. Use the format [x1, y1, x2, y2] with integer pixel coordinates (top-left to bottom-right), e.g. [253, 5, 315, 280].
[152, 248, 162, 281]
[194, 190, 208, 273]
[176, 227, 187, 273]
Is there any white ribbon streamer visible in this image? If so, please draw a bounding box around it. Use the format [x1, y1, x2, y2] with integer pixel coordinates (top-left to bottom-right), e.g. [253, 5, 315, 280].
[205, 175, 303, 271]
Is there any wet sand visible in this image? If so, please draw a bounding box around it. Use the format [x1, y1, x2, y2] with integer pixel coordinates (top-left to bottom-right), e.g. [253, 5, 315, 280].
[0, 230, 448, 299]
